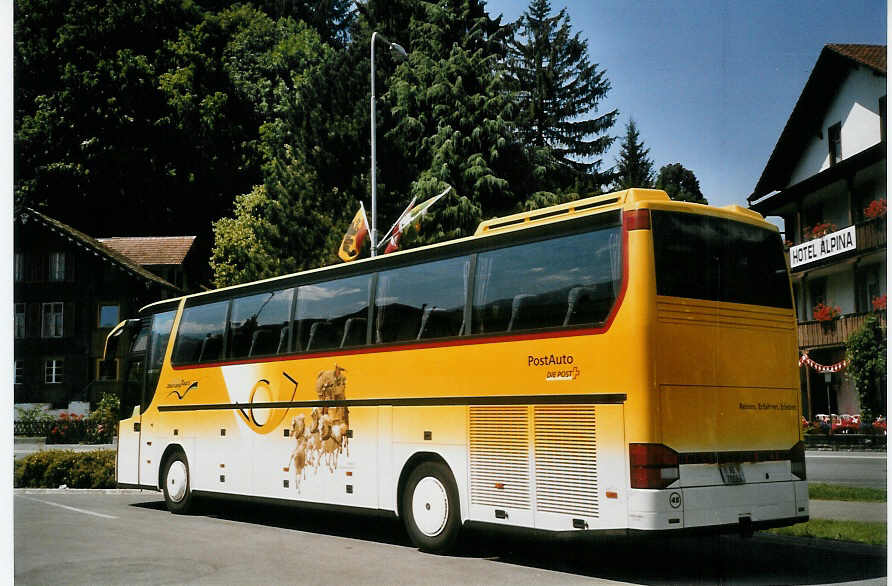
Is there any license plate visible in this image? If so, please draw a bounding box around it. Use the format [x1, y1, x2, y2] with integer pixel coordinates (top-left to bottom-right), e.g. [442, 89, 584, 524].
[719, 462, 745, 485]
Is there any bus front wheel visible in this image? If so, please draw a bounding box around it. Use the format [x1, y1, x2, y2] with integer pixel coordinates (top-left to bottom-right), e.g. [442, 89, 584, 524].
[162, 451, 193, 514]
[401, 461, 461, 553]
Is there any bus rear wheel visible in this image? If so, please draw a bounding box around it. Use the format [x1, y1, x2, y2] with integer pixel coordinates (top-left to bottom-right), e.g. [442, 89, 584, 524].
[401, 461, 461, 553]
[162, 451, 193, 514]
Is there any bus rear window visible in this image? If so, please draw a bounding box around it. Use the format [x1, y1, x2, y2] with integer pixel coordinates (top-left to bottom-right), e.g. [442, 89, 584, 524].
[651, 211, 792, 308]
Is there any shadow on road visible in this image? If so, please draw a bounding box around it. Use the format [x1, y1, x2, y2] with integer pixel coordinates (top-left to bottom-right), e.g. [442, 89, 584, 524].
[130, 496, 886, 585]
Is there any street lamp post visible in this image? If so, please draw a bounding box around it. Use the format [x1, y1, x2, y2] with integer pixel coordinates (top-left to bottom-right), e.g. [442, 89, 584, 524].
[370, 32, 407, 257]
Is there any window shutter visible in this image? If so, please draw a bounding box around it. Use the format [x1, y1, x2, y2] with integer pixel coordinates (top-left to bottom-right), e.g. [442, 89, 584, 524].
[64, 251, 73, 282]
[64, 302, 76, 338]
[28, 303, 41, 338]
[27, 255, 42, 282]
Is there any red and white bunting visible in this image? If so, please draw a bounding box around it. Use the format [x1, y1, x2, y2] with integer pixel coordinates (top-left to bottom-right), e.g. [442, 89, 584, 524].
[798, 353, 848, 373]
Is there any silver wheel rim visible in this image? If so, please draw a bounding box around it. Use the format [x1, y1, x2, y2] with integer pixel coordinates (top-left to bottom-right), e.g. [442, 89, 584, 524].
[412, 476, 448, 537]
[167, 460, 188, 503]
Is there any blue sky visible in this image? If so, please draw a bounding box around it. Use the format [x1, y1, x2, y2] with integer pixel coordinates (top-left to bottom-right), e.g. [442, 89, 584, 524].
[485, 0, 887, 207]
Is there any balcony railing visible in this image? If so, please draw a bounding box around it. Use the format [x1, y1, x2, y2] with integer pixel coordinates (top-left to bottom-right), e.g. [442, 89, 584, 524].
[798, 311, 886, 349]
[855, 217, 886, 250]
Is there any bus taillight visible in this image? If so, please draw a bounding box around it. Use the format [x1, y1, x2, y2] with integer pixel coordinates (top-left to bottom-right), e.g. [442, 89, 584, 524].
[623, 209, 651, 231]
[790, 441, 806, 480]
[629, 443, 679, 489]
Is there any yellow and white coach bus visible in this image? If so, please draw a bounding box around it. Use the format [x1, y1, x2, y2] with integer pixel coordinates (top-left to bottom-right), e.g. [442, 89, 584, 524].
[107, 188, 807, 552]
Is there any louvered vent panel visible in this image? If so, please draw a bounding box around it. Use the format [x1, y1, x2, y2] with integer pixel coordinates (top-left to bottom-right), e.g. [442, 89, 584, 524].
[534, 405, 598, 517]
[468, 406, 530, 510]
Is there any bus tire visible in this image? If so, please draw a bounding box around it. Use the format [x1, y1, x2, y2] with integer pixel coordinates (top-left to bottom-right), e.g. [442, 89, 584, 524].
[162, 451, 193, 514]
[401, 461, 461, 553]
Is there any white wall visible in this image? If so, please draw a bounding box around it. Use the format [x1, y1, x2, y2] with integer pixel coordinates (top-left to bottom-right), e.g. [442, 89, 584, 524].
[788, 68, 885, 187]
[826, 269, 856, 314]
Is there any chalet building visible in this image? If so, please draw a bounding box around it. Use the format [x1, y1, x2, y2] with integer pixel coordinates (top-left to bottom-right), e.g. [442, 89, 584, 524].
[99, 236, 199, 291]
[13, 209, 181, 408]
[748, 44, 886, 419]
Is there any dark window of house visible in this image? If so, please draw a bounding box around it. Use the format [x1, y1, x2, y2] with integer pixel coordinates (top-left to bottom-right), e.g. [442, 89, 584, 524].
[472, 227, 623, 334]
[15, 360, 24, 385]
[651, 211, 792, 309]
[228, 288, 293, 359]
[828, 122, 842, 165]
[48, 252, 66, 281]
[15, 303, 25, 339]
[172, 301, 229, 364]
[375, 256, 469, 344]
[880, 96, 887, 143]
[856, 265, 882, 313]
[14, 253, 23, 282]
[295, 275, 370, 352]
[41, 302, 64, 338]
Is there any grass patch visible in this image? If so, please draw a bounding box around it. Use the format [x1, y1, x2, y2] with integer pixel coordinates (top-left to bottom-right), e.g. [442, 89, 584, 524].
[809, 483, 886, 502]
[767, 519, 886, 546]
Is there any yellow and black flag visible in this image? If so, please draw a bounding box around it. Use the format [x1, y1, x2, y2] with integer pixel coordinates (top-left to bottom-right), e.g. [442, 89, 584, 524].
[338, 202, 369, 262]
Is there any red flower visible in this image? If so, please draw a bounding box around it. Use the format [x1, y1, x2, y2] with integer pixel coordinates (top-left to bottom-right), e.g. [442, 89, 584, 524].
[864, 199, 887, 220]
[805, 222, 837, 240]
[872, 295, 886, 312]
[813, 302, 841, 321]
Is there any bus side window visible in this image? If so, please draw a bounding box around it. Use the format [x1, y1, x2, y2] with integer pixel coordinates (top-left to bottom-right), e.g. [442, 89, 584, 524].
[227, 288, 293, 359]
[171, 301, 229, 365]
[375, 256, 469, 344]
[295, 275, 370, 352]
[472, 228, 622, 334]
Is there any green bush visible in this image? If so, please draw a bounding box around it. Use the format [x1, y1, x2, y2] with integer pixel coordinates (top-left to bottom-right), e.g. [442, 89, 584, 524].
[86, 392, 119, 444]
[15, 404, 54, 425]
[15, 450, 116, 489]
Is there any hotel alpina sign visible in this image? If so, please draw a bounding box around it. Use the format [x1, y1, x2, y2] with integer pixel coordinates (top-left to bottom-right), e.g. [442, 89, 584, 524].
[789, 225, 856, 268]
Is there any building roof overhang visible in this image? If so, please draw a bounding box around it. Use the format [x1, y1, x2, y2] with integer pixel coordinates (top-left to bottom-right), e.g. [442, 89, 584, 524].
[750, 141, 886, 215]
[16, 208, 180, 291]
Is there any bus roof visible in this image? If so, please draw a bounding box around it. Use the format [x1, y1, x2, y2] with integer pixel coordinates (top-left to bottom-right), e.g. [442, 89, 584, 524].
[139, 188, 768, 314]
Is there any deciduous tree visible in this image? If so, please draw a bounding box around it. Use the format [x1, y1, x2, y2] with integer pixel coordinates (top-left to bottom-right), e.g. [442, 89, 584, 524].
[655, 162, 707, 204]
[846, 315, 887, 422]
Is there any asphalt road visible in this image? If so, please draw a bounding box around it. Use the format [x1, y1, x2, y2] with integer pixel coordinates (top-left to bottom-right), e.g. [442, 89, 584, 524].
[14, 491, 886, 585]
[805, 451, 887, 488]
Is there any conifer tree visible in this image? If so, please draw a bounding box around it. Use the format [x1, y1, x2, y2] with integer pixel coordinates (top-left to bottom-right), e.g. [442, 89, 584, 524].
[507, 0, 617, 192]
[387, 0, 529, 243]
[612, 118, 654, 190]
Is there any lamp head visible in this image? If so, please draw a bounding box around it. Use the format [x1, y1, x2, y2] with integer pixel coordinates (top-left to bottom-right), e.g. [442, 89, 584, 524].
[390, 42, 408, 62]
